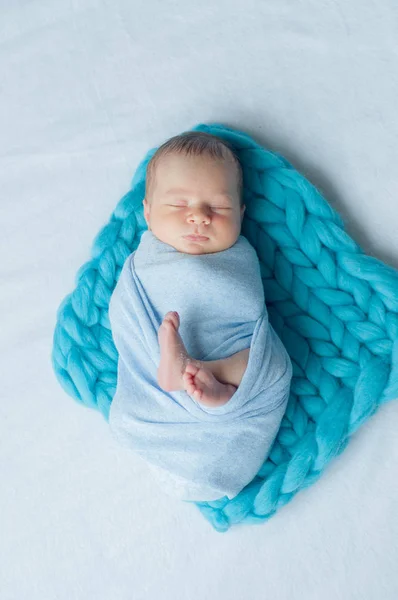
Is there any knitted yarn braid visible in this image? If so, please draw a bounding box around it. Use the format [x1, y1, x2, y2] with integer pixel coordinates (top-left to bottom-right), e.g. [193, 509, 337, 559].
[52, 123, 398, 532]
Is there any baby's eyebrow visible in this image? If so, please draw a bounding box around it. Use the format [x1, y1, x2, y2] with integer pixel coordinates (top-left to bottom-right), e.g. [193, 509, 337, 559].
[165, 188, 232, 200]
[165, 188, 189, 195]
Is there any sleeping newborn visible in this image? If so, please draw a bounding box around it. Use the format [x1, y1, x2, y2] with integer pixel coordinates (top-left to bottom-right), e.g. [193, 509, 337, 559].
[108, 131, 293, 502]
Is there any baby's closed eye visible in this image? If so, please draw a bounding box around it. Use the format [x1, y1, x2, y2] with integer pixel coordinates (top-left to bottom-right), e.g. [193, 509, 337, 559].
[167, 204, 231, 210]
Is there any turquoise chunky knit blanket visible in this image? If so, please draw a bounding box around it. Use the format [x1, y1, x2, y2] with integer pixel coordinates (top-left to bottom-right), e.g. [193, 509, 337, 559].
[52, 123, 398, 532]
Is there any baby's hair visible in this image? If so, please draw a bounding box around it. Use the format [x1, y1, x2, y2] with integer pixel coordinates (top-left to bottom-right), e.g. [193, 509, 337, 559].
[145, 131, 243, 205]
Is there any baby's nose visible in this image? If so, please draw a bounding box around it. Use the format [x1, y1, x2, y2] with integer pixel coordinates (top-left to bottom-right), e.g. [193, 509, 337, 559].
[189, 209, 210, 223]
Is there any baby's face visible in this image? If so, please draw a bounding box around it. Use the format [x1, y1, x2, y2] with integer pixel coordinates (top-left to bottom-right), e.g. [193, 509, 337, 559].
[143, 153, 245, 254]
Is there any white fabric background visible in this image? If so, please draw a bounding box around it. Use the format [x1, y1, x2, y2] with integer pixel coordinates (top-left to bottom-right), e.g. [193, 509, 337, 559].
[1, 1, 397, 599]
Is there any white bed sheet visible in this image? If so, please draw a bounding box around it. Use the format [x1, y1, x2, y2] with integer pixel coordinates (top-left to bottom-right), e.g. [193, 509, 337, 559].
[1, 1, 397, 598]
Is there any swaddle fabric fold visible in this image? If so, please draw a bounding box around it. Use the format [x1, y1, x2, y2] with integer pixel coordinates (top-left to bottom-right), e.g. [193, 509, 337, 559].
[108, 230, 292, 501]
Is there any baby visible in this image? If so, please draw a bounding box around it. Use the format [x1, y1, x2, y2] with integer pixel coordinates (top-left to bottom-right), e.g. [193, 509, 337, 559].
[108, 131, 292, 501]
[142, 131, 250, 408]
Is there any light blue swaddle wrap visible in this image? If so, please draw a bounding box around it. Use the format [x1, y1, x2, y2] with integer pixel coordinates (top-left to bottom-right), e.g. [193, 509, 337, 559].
[108, 230, 293, 501]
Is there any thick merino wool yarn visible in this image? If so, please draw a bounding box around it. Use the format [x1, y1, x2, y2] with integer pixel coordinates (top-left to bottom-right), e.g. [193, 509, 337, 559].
[52, 123, 398, 532]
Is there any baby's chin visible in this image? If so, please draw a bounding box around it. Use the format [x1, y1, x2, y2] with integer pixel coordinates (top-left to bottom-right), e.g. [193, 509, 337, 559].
[151, 230, 238, 254]
[179, 238, 235, 255]
[183, 245, 214, 255]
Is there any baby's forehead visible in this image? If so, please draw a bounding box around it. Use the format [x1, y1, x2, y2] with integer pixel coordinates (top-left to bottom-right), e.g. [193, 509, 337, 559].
[148, 150, 241, 202]
[158, 151, 225, 168]
[155, 152, 237, 182]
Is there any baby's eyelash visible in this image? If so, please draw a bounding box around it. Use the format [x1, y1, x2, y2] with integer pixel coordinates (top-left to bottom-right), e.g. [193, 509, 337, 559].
[168, 204, 230, 209]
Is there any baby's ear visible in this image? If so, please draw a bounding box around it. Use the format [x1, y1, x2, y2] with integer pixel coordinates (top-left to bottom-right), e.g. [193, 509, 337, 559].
[143, 198, 150, 225]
